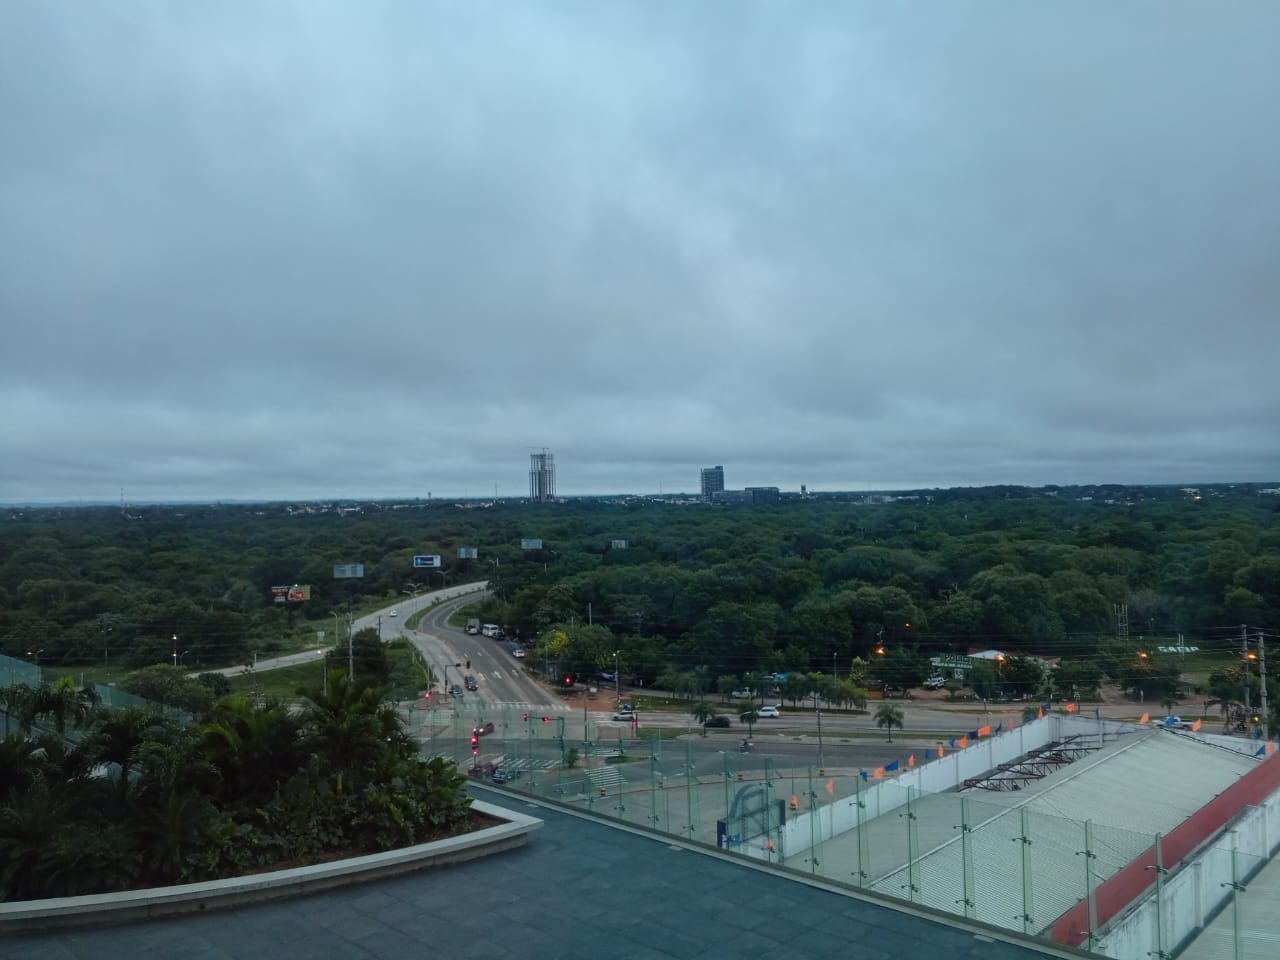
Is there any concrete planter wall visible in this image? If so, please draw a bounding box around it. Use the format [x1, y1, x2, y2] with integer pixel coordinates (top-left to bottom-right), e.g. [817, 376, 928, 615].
[0, 800, 540, 933]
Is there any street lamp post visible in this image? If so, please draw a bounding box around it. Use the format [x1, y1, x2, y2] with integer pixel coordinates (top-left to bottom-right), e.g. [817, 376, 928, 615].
[614, 651, 620, 703]
[171, 634, 178, 667]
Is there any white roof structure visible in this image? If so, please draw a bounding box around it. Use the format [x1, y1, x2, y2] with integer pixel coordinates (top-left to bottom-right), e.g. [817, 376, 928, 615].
[792, 725, 1261, 937]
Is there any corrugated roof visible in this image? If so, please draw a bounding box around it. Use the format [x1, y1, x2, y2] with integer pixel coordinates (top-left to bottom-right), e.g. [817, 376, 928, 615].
[979, 728, 1257, 836]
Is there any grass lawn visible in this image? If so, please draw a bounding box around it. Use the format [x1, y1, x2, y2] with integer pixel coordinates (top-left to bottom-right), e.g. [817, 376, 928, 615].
[228, 639, 430, 702]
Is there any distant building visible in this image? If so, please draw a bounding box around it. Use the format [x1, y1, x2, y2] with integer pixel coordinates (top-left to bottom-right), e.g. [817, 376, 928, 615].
[529, 449, 556, 502]
[700, 465, 725, 500]
[746, 486, 780, 505]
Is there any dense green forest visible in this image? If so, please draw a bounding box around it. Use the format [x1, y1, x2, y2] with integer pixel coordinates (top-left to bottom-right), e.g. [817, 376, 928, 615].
[2, 484, 1278, 705]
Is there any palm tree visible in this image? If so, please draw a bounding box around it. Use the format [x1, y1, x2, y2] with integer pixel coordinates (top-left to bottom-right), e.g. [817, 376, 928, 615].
[0, 683, 40, 735]
[199, 694, 305, 806]
[690, 699, 715, 735]
[32, 677, 101, 735]
[874, 702, 904, 742]
[297, 674, 392, 794]
[129, 734, 220, 884]
[739, 708, 758, 738]
[82, 706, 168, 809]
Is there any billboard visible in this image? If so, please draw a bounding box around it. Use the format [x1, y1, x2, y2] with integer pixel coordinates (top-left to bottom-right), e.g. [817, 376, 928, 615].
[611, 539, 629, 549]
[333, 563, 365, 579]
[458, 547, 478, 559]
[271, 584, 311, 604]
[413, 555, 442, 568]
[520, 538, 544, 550]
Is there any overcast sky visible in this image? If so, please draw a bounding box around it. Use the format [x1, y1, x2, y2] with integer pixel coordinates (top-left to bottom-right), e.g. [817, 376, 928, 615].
[3, 2, 1278, 503]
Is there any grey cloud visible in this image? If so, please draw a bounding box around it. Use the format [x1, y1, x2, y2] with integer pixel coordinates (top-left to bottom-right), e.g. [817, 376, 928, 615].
[2, 1, 1278, 501]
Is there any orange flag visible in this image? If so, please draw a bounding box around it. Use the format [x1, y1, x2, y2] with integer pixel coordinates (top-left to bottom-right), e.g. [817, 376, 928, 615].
[1139, 711, 1149, 724]
[958, 736, 968, 749]
[1036, 707, 1044, 719]
[825, 779, 835, 795]
[1192, 718, 1202, 732]
[1267, 742, 1276, 755]
[873, 767, 884, 780]
[907, 754, 915, 768]
[1065, 702, 1078, 714]
[977, 725, 991, 737]
[937, 743, 945, 757]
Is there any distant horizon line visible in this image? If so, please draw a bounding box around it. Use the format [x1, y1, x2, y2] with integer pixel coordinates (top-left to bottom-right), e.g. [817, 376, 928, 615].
[4, 479, 1277, 509]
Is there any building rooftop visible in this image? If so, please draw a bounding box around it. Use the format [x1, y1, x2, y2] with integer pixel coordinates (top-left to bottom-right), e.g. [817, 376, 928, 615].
[4, 788, 1079, 960]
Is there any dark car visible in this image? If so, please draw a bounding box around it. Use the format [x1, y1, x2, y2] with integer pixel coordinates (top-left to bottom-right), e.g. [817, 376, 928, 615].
[703, 715, 731, 728]
[465, 675, 478, 691]
[450, 684, 464, 696]
[490, 767, 523, 784]
[472, 721, 495, 737]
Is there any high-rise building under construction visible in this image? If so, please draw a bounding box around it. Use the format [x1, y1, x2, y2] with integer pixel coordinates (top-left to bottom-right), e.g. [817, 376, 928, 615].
[529, 449, 556, 502]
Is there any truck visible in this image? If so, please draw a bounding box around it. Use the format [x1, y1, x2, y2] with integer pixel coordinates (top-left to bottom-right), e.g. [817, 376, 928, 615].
[465, 618, 480, 635]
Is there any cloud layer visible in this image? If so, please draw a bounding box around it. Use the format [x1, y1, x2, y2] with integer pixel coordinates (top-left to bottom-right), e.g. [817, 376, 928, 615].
[3, 2, 1278, 500]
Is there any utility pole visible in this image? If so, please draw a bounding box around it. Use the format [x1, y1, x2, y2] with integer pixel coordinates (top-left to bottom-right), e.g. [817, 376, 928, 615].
[348, 612, 354, 681]
[1259, 630, 1269, 741]
[816, 696, 824, 772]
[588, 603, 593, 626]
[1242, 625, 1251, 713]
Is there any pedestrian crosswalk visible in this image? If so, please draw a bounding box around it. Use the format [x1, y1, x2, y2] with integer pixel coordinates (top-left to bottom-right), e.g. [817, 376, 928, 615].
[587, 766, 624, 790]
[487, 754, 559, 771]
[486, 700, 571, 713]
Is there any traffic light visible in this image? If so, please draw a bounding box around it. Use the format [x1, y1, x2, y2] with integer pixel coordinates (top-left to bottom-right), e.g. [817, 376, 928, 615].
[564, 675, 572, 686]
[471, 733, 479, 756]
[542, 716, 549, 723]
[522, 712, 529, 721]
[424, 690, 432, 700]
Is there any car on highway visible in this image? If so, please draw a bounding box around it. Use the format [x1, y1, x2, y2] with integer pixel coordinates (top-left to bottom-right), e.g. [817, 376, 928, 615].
[490, 767, 522, 784]
[612, 705, 637, 721]
[512, 647, 525, 658]
[389, 610, 397, 618]
[923, 675, 945, 690]
[703, 715, 731, 728]
[450, 684, 463, 696]
[472, 721, 495, 737]
[756, 705, 780, 718]
[465, 675, 478, 691]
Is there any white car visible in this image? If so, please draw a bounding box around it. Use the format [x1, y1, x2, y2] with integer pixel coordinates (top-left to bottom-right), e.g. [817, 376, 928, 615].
[756, 705, 780, 718]
[389, 610, 397, 618]
[512, 648, 525, 659]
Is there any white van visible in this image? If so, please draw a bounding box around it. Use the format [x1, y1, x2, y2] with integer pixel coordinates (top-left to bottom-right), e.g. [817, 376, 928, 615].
[481, 623, 500, 637]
